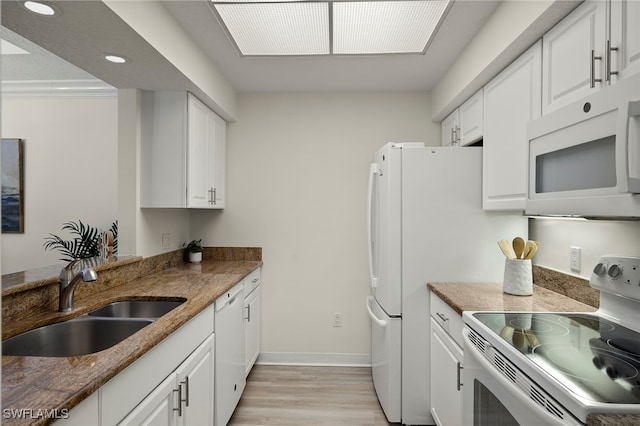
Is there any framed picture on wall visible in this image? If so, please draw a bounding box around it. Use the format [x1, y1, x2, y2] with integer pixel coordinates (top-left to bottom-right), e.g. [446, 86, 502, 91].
[2, 138, 25, 233]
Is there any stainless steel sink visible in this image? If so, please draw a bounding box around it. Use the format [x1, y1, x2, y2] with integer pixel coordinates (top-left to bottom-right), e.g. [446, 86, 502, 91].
[2, 317, 152, 357]
[87, 300, 184, 319]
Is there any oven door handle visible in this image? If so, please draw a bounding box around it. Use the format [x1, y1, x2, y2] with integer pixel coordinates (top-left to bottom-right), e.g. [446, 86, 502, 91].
[462, 329, 568, 426]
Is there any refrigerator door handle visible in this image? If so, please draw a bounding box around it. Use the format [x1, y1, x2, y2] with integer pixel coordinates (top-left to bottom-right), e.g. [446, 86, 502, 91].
[367, 163, 379, 291]
[366, 296, 387, 328]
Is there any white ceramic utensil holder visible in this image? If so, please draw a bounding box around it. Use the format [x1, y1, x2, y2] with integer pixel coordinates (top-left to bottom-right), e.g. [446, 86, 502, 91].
[503, 259, 533, 296]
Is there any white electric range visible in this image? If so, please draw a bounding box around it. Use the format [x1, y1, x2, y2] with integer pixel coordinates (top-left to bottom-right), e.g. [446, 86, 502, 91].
[463, 255, 640, 425]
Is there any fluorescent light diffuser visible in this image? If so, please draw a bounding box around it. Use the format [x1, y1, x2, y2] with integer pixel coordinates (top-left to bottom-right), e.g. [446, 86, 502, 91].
[214, 2, 330, 55]
[333, 1, 449, 54]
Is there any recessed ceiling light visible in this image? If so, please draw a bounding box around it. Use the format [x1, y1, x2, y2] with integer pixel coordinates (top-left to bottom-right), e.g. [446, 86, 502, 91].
[23, 1, 56, 16]
[103, 54, 128, 64]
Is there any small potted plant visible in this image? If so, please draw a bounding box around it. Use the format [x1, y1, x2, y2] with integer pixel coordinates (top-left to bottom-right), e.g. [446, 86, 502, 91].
[187, 239, 203, 263]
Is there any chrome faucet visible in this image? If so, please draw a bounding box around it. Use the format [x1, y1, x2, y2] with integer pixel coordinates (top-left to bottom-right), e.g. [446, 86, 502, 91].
[59, 259, 98, 312]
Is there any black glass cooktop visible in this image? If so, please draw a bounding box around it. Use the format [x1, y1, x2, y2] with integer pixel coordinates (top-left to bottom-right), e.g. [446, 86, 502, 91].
[472, 312, 640, 404]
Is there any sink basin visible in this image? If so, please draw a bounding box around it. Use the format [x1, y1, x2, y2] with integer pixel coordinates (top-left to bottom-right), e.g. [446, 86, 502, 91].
[2, 317, 152, 357]
[87, 300, 184, 319]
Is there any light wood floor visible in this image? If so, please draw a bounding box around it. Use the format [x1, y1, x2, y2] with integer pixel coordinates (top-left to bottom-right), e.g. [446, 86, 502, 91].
[228, 365, 392, 426]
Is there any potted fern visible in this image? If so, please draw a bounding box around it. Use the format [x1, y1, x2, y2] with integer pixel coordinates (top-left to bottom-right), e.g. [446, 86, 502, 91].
[43, 220, 118, 262]
[187, 239, 203, 263]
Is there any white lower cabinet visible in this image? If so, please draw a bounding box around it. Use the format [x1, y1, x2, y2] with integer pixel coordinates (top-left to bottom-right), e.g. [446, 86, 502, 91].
[244, 268, 261, 377]
[430, 318, 463, 426]
[120, 334, 215, 426]
[429, 292, 464, 426]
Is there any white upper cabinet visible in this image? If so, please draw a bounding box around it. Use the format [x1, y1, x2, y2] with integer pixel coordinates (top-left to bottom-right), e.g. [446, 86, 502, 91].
[610, 0, 640, 81]
[141, 91, 226, 209]
[441, 109, 459, 147]
[441, 89, 484, 147]
[458, 89, 484, 146]
[542, 1, 606, 114]
[186, 94, 226, 208]
[483, 41, 542, 211]
[542, 0, 638, 114]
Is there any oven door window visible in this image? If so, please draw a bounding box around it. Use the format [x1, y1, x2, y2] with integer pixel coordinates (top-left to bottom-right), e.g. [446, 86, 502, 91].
[474, 380, 520, 426]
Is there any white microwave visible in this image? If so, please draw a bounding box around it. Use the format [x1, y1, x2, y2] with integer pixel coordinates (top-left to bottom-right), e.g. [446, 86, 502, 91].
[527, 74, 640, 218]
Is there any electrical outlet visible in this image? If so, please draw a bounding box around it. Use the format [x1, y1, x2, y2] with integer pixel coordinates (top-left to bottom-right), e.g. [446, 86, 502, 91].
[162, 233, 171, 249]
[333, 312, 343, 328]
[570, 246, 581, 272]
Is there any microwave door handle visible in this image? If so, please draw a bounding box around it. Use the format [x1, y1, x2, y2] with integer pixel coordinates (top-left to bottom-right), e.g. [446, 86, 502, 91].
[621, 100, 640, 193]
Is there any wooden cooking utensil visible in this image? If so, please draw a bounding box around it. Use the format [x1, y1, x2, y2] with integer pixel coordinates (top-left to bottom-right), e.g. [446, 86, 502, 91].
[523, 240, 538, 260]
[498, 240, 514, 259]
[512, 237, 525, 259]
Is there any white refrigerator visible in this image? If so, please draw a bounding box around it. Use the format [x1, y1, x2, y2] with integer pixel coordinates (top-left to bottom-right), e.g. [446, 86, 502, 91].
[366, 143, 527, 425]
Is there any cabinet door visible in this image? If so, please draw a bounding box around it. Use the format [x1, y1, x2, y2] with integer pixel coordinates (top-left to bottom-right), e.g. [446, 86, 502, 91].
[244, 286, 261, 377]
[610, 0, 640, 81]
[118, 373, 177, 426]
[483, 41, 541, 211]
[429, 318, 463, 426]
[458, 89, 483, 146]
[441, 109, 459, 147]
[187, 93, 213, 208]
[542, 0, 607, 114]
[209, 111, 226, 208]
[177, 335, 215, 426]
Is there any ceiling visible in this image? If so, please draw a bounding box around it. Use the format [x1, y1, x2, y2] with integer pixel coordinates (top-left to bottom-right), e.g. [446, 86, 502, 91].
[1, 0, 501, 94]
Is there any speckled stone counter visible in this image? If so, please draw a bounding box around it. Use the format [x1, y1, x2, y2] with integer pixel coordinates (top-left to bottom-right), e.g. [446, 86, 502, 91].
[2, 251, 261, 426]
[427, 282, 640, 426]
[428, 282, 597, 315]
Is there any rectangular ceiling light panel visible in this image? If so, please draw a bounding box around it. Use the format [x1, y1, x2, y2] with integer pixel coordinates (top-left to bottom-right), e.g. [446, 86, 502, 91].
[333, 1, 450, 55]
[214, 2, 330, 56]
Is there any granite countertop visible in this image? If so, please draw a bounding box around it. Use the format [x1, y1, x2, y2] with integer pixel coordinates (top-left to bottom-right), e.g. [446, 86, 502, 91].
[428, 282, 597, 315]
[427, 282, 640, 426]
[2, 259, 261, 426]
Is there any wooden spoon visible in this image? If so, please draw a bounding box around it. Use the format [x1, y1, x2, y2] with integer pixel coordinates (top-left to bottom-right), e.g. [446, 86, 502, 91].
[523, 240, 538, 260]
[498, 240, 514, 259]
[512, 237, 525, 259]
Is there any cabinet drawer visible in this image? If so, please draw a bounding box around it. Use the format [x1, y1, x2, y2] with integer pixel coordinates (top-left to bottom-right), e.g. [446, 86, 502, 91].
[430, 293, 463, 348]
[243, 268, 261, 295]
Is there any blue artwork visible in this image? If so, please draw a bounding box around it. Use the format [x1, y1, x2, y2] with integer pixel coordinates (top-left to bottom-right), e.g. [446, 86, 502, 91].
[2, 139, 24, 233]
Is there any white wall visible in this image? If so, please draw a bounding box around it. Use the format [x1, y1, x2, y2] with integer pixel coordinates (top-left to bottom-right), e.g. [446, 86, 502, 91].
[1, 96, 118, 273]
[117, 89, 190, 259]
[191, 91, 438, 357]
[530, 219, 640, 279]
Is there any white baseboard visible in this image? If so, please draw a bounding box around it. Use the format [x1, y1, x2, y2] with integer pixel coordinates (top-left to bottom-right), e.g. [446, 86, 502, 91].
[256, 352, 371, 367]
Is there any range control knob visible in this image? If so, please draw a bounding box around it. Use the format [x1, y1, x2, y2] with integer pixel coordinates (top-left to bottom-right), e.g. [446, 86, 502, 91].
[593, 263, 608, 277]
[608, 264, 623, 279]
[606, 365, 618, 379]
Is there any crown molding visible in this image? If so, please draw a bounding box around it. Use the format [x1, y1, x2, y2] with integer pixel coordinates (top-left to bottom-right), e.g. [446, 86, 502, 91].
[1, 80, 117, 98]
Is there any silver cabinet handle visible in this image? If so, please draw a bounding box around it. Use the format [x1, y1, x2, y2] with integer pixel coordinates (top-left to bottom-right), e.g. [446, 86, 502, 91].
[456, 362, 463, 391]
[591, 49, 602, 88]
[455, 126, 461, 145]
[450, 127, 456, 146]
[606, 40, 619, 82]
[436, 312, 449, 322]
[173, 383, 184, 416]
[208, 187, 217, 205]
[182, 377, 189, 407]
[245, 304, 251, 322]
